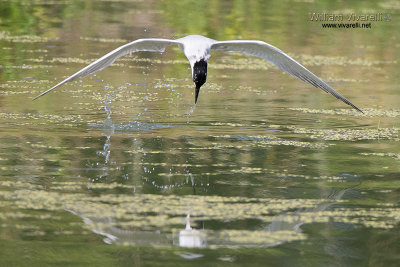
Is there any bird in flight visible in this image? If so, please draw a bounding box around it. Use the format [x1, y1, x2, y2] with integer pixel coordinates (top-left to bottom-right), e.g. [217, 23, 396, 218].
[33, 34, 362, 112]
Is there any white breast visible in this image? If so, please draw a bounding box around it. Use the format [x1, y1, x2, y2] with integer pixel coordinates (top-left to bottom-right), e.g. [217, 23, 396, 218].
[177, 35, 216, 68]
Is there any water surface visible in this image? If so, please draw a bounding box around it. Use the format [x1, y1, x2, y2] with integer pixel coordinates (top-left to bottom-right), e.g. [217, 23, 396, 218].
[0, 0, 399, 266]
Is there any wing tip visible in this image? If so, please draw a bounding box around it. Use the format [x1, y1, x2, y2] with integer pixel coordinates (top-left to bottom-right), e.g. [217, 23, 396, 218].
[32, 85, 58, 101]
[32, 94, 45, 101]
[350, 103, 364, 114]
[32, 92, 44, 101]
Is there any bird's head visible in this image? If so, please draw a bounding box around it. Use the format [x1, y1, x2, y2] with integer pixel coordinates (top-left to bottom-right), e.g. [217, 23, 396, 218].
[192, 59, 208, 104]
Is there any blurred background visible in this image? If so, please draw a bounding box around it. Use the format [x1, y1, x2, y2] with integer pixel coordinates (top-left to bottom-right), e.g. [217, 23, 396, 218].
[0, 0, 399, 266]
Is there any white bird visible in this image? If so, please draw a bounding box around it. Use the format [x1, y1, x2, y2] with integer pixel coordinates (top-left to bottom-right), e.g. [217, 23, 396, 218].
[33, 34, 362, 112]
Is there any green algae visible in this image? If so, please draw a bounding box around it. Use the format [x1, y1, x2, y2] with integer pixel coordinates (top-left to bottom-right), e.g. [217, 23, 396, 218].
[0, 31, 58, 43]
[0, 112, 84, 125]
[211, 134, 328, 149]
[1, 180, 398, 237]
[211, 51, 394, 72]
[293, 54, 396, 67]
[80, 36, 128, 43]
[290, 108, 400, 117]
[287, 126, 400, 141]
[206, 230, 307, 248]
[0, 0, 398, 264]
[360, 152, 400, 161]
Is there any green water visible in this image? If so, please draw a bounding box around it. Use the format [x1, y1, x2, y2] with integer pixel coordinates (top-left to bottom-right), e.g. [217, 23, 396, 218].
[1, 0, 399, 266]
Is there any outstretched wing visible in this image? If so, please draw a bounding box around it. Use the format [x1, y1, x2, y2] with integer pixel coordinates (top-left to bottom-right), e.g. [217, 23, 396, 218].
[33, 38, 180, 100]
[211, 41, 362, 112]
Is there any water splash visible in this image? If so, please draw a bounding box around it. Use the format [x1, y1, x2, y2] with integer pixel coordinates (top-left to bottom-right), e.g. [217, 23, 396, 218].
[185, 103, 196, 123]
[103, 86, 113, 120]
[92, 86, 116, 180]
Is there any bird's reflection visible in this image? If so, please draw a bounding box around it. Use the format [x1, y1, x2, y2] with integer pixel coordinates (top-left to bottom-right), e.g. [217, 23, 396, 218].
[77, 90, 360, 249]
[266, 187, 349, 234]
[176, 214, 207, 248]
[67, 185, 357, 248]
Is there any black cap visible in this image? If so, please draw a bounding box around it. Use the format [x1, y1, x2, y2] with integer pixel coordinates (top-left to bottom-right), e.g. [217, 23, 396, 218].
[193, 59, 207, 103]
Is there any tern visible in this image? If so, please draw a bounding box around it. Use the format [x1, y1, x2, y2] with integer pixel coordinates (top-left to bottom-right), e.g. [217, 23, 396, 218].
[33, 34, 362, 112]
